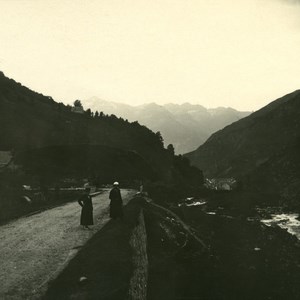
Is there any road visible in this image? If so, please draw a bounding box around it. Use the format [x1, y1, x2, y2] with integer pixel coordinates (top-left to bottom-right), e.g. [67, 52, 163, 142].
[0, 189, 136, 300]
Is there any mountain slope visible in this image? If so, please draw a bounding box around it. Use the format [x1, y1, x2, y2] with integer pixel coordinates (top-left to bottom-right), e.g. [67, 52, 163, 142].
[0, 71, 203, 187]
[185, 90, 300, 202]
[83, 97, 250, 154]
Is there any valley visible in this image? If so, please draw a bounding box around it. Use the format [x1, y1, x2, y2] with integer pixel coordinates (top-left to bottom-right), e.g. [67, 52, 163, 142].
[1, 1, 300, 298]
[1, 70, 300, 299]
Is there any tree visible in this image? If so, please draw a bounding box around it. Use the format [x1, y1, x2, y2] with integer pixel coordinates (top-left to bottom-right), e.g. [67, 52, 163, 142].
[155, 131, 164, 146]
[167, 144, 175, 156]
[73, 100, 83, 108]
[85, 108, 92, 117]
[94, 111, 99, 118]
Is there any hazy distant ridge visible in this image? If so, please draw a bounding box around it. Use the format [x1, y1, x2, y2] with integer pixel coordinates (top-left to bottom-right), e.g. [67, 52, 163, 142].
[83, 97, 250, 154]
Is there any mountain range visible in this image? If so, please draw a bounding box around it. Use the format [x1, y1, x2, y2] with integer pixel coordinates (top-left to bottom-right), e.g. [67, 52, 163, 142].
[82, 97, 250, 154]
[185, 90, 300, 205]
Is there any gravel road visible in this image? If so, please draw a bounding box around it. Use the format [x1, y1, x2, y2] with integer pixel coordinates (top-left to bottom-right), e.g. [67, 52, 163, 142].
[0, 189, 136, 300]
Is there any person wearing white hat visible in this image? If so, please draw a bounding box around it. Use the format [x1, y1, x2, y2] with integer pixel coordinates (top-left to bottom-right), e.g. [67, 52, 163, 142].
[109, 181, 123, 219]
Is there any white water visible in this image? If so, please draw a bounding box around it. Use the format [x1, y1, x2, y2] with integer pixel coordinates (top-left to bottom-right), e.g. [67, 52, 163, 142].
[261, 213, 300, 240]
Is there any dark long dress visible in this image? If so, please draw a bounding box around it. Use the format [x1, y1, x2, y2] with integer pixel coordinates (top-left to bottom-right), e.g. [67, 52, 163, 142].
[109, 187, 123, 219]
[78, 194, 93, 225]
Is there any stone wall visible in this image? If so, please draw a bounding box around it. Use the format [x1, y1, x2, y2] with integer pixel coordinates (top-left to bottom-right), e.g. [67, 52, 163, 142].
[128, 209, 148, 300]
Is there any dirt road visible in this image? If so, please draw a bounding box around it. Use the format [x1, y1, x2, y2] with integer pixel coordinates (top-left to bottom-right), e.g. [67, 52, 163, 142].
[0, 189, 136, 300]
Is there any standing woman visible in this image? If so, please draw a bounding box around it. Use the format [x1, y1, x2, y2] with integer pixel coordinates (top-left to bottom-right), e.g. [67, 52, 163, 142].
[78, 187, 93, 229]
[109, 182, 123, 220]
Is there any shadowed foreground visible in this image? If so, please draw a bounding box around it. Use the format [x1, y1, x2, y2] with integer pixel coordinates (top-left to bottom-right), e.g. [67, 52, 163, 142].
[44, 197, 145, 300]
[0, 189, 135, 299]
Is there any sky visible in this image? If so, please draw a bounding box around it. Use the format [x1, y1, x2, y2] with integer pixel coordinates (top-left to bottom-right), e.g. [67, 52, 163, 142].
[0, 0, 300, 111]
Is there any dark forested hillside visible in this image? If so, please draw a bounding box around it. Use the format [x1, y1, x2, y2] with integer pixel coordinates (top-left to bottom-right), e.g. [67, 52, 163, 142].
[0, 71, 203, 187]
[0, 71, 160, 152]
[185, 90, 300, 204]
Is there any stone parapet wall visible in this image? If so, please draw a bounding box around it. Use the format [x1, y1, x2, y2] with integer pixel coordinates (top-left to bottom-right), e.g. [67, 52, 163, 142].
[128, 209, 148, 300]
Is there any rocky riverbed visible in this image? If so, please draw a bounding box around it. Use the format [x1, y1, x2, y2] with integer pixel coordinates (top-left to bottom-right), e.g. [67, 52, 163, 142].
[145, 199, 300, 300]
[260, 211, 300, 240]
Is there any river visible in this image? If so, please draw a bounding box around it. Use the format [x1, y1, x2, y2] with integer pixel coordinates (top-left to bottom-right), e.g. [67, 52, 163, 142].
[261, 212, 300, 240]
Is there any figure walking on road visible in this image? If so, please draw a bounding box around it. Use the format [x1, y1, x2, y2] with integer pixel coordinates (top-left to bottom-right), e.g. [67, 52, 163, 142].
[78, 186, 94, 229]
[109, 182, 123, 220]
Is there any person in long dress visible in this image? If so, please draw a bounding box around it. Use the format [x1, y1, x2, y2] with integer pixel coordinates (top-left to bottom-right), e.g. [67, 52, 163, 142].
[78, 187, 93, 229]
[109, 182, 123, 220]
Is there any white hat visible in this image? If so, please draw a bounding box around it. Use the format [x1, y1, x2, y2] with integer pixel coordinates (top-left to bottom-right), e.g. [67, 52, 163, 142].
[113, 181, 119, 186]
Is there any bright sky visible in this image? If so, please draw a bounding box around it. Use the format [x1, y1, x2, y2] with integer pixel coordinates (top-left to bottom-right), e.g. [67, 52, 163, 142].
[0, 0, 300, 111]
